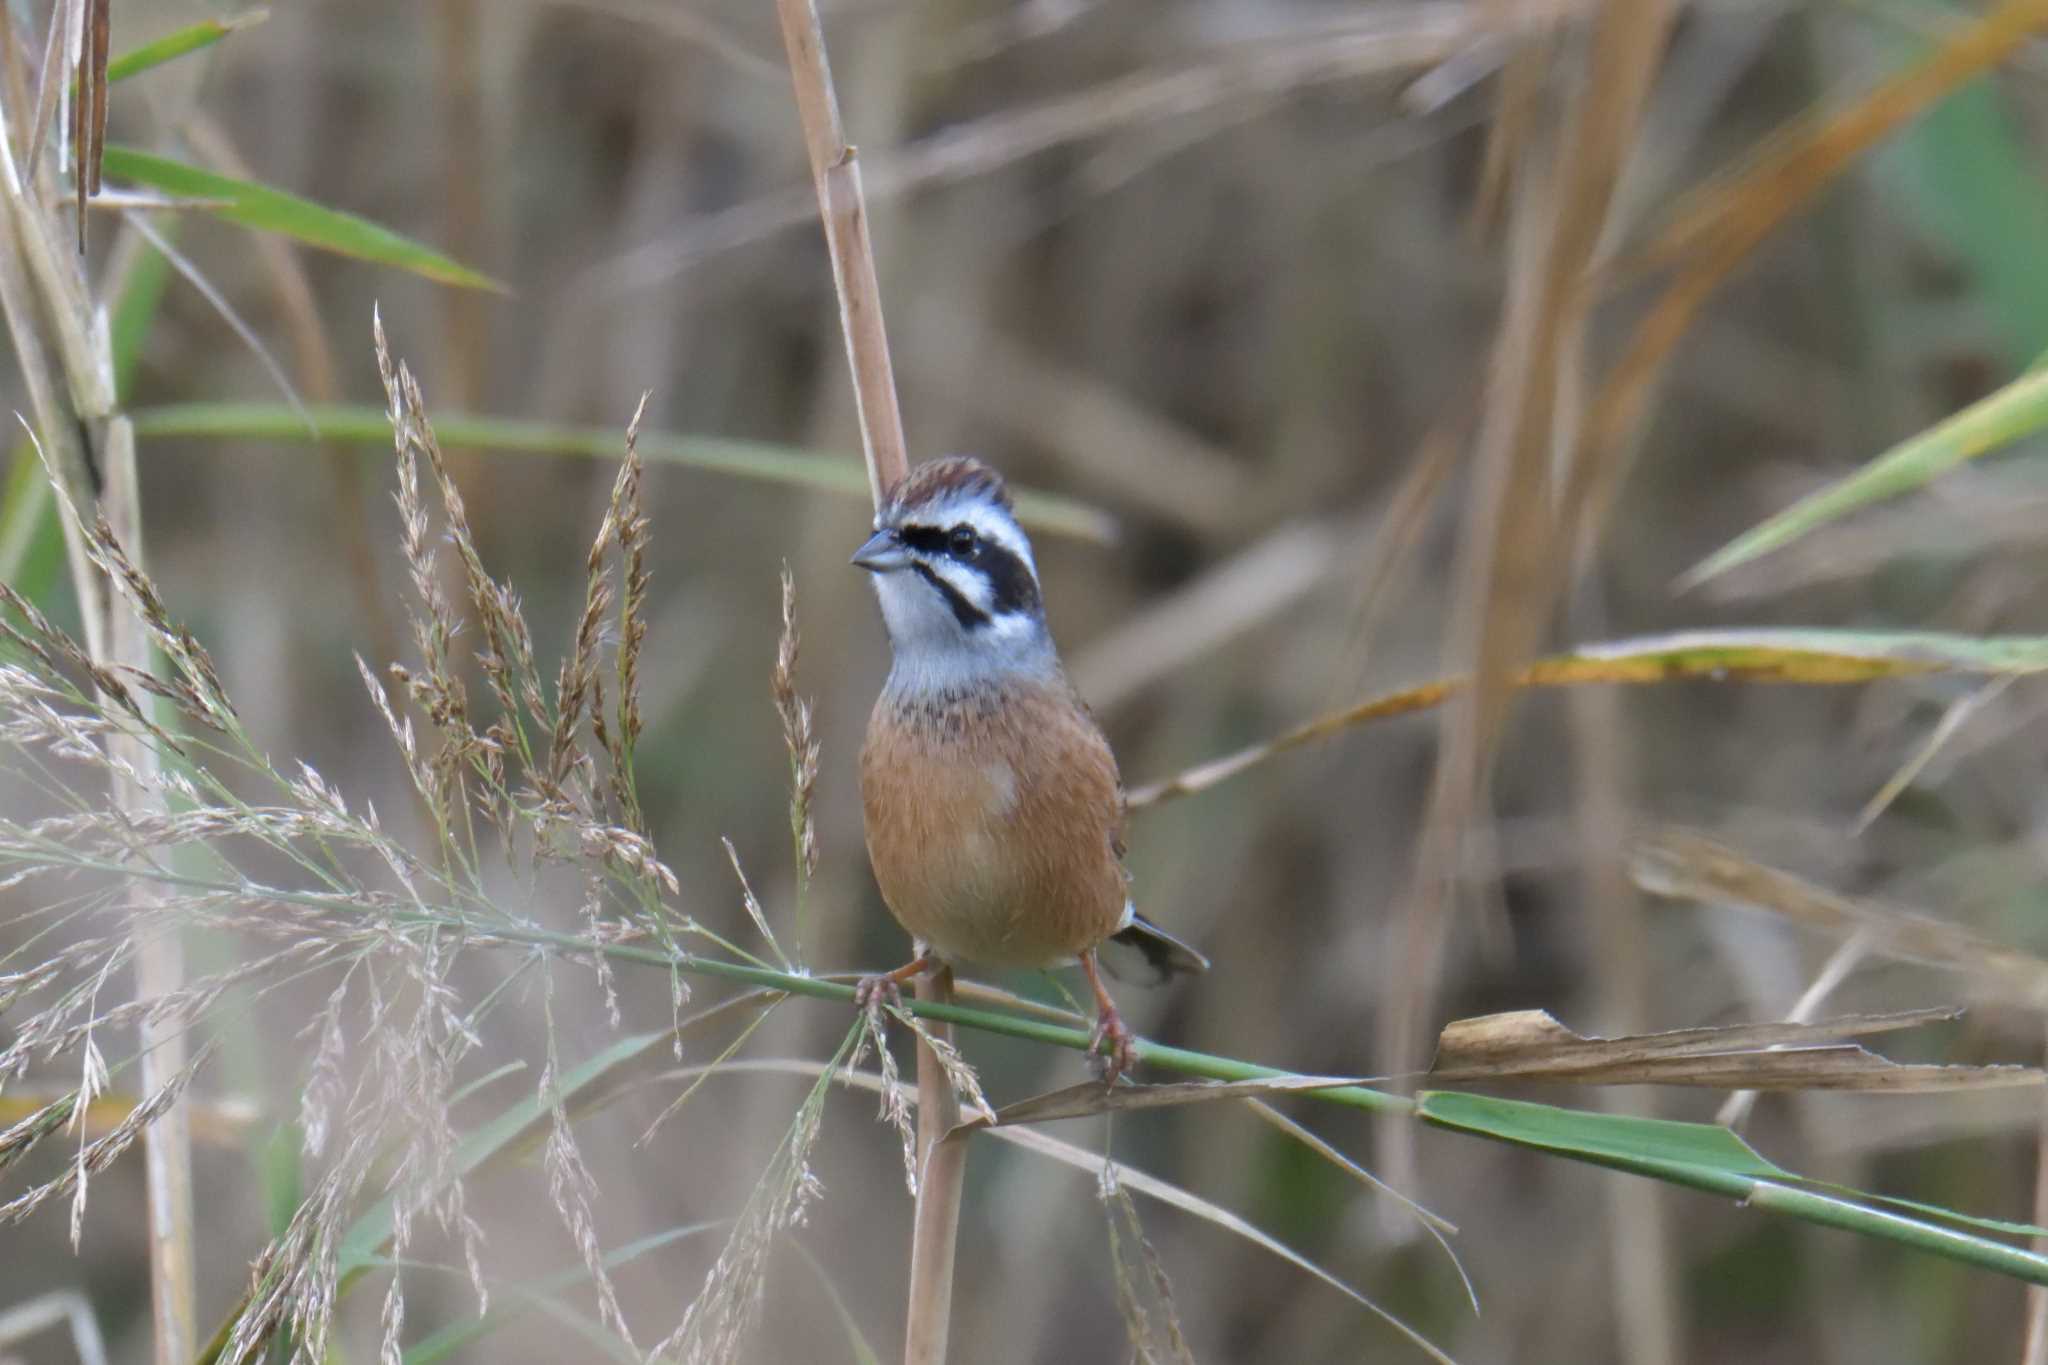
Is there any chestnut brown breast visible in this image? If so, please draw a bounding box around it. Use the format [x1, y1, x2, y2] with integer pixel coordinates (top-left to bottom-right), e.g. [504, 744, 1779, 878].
[860, 678, 1128, 970]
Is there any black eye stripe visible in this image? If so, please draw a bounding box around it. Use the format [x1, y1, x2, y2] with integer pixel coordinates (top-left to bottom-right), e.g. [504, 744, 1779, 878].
[899, 526, 949, 555]
[896, 518, 1042, 626]
[912, 563, 990, 629]
[979, 543, 1039, 617]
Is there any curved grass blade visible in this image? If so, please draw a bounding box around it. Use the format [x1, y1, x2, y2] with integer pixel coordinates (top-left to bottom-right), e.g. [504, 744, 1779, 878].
[105, 12, 269, 85]
[101, 147, 503, 292]
[1678, 363, 2048, 590]
[128, 402, 1116, 542]
[1417, 1092, 2048, 1284]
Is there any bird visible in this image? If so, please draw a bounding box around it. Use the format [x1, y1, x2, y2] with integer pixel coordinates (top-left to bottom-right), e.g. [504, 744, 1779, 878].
[850, 454, 1207, 1083]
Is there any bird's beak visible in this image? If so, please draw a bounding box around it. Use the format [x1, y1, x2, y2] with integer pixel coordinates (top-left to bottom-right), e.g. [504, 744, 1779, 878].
[851, 528, 913, 573]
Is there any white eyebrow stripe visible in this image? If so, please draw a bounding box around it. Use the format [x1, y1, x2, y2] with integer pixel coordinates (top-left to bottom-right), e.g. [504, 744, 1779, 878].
[921, 498, 1037, 578]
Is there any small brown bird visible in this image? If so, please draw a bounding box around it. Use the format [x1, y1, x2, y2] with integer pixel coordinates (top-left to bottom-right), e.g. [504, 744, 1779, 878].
[851, 456, 1206, 1081]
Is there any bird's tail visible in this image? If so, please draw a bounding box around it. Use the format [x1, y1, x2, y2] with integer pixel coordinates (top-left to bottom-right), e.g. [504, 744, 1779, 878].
[1104, 912, 1210, 984]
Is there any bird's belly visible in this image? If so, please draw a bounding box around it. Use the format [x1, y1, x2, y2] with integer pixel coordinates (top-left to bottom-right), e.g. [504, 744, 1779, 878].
[861, 745, 1124, 970]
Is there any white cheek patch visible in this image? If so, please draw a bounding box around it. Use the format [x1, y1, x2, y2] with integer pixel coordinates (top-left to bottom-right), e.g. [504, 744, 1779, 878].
[926, 557, 994, 614]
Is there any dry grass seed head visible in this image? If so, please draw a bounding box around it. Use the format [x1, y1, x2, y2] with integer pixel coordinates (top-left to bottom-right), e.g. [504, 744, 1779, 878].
[654, 1024, 859, 1363]
[851, 1000, 917, 1196]
[0, 1044, 214, 1228]
[1099, 1164, 1195, 1365]
[772, 566, 819, 889]
[612, 395, 650, 766]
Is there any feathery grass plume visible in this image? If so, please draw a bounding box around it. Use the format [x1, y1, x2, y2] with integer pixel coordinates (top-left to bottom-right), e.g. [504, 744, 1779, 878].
[0, 1044, 214, 1228]
[1099, 1161, 1194, 1365]
[892, 1007, 995, 1125]
[858, 1001, 919, 1196]
[0, 319, 703, 1359]
[771, 565, 818, 964]
[603, 396, 651, 834]
[655, 1019, 864, 1363]
[538, 961, 637, 1353]
[721, 836, 791, 970]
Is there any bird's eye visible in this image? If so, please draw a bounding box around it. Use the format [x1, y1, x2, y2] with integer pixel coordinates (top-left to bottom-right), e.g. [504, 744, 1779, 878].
[947, 526, 978, 557]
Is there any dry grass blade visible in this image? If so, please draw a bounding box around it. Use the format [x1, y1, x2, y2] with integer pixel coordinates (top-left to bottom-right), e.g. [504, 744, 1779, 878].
[1402, 0, 1677, 1106]
[1126, 629, 1997, 809]
[120, 212, 311, 434]
[993, 1124, 1458, 1363]
[1631, 828, 2048, 1011]
[1853, 677, 2013, 834]
[952, 1073, 1382, 1133]
[1556, 0, 2048, 591]
[71, 0, 108, 248]
[1242, 1099, 1475, 1312]
[23, 0, 68, 184]
[595, 5, 1539, 294]
[1627, 0, 2048, 282]
[1427, 1007, 2037, 1091]
[1071, 520, 1342, 709]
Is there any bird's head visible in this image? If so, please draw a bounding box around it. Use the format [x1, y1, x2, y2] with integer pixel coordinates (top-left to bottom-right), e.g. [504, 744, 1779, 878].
[852, 456, 1056, 692]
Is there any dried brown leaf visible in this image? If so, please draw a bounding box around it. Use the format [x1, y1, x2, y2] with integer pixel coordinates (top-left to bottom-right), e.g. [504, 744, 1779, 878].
[1428, 1007, 2036, 1091]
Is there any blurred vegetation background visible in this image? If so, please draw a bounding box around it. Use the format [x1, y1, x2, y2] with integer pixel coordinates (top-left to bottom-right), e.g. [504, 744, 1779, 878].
[7, 0, 2048, 1361]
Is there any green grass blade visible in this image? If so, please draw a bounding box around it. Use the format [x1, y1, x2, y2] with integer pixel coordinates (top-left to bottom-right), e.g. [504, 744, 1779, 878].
[1417, 1091, 2048, 1284]
[0, 453, 61, 602]
[260, 1123, 303, 1242]
[1677, 363, 2048, 589]
[1874, 14, 2048, 366]
[102, 146, 504, 292]
[128, 402, 1117, 542]
[111, 237, 177, 404]
[106, 13, 269, 85]
[1418, 1091, 1786, 1181]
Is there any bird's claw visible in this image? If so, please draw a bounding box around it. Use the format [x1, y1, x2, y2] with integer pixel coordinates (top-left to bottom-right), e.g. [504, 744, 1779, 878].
[854, 973, 904, 1015]
[1089, 1006, 1138, 1086]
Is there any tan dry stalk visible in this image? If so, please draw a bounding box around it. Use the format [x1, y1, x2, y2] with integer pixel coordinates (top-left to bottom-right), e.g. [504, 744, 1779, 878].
[769, 2, 961, 1361]
[102, 421, 197, 1362]
[772, 0, 908, 503]
[0, 55, 196, 1362]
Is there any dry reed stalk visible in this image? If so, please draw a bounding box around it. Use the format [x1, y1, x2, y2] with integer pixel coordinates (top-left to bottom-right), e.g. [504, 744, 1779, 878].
[0, 42, 196, 1361]
[769, 3, 963, 1361]
[772, 0, 908, 503]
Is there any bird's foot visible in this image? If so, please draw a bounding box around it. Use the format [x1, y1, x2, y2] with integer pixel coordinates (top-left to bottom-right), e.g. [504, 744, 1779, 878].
[855, 953, 938, 1016]
[853, 973, 903, 1014]
[1089, 1004, 1138, 1086]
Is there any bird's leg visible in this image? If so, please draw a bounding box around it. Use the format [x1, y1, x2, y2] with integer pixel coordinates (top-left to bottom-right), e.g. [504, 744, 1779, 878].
[1080, 948, 1138, 1084]
[855, 951, 940, 1014]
